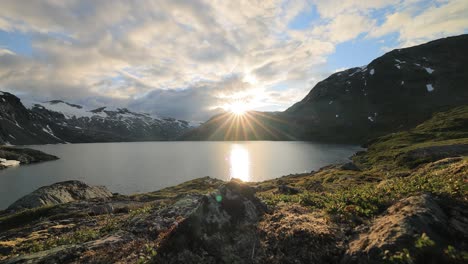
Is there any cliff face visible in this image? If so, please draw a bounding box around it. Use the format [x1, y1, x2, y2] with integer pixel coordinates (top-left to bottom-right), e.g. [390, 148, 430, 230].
[184, 34, 468, 143]
[0, 92, 191, 145]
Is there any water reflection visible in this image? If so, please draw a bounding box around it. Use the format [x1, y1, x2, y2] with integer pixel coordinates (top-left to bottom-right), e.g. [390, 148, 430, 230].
[229, 144, 251, 182]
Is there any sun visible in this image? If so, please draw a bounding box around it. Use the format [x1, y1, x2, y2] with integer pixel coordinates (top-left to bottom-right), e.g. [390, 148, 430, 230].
[228, 101, 249, 115]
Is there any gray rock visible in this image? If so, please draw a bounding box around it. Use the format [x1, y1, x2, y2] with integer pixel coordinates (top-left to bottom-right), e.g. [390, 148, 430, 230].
[340, 162, 361, 171]
[90, 204, 114, 215]
[343, 194, 468, 264]
[398, 144, 468, 168]
[0, 146, 58, 167]
[7, 181, 113, 211]
[277, 184, 300, 195]
[153, 180, 267, 263]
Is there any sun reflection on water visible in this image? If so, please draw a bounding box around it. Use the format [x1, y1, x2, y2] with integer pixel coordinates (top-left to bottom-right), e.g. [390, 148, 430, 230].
[229, 144, 250, 182]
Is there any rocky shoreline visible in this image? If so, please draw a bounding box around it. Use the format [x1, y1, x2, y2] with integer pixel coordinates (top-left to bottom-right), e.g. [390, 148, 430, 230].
[0, 106, 467, 263]
[0, 146, 58, 169]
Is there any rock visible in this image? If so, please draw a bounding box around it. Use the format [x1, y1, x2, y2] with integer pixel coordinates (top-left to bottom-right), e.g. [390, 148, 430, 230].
[90, 204, 114, 215]
[343, 194, 468, 264]
[153, 180, 267, 263]
[0, 146, 58, 167]
[257, 204, 342, 264]
[398, 144, 468, 168]
[7, 181, 113, 211]
[340, 162, 361, 171]
[277, 184, 300, 195]
[2, 245, 83, 264]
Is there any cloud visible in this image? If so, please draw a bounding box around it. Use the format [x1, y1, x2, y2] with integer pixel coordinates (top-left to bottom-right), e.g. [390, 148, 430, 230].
[370, 0, 468, 46]
[0, 0, 466, 121]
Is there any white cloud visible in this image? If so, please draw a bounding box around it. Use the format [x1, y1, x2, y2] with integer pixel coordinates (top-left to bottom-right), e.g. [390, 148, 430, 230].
[0, 0, 466, 121]
[370, 0, 468, 46]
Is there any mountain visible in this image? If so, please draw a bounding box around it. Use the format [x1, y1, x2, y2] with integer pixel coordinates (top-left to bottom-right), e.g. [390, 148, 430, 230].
[184, 34, 468, 143]
[0, 92, 190, 145]
[180, 111, 293, 141]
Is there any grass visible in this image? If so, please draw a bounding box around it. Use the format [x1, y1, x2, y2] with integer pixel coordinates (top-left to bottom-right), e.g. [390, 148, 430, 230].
[353, 106, 468, 173]
[261, 157, 467, 219]
[258, 106, 468, 220]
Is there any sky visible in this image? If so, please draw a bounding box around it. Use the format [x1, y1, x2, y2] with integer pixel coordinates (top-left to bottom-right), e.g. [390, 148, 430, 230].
[0, 0, 467, 122]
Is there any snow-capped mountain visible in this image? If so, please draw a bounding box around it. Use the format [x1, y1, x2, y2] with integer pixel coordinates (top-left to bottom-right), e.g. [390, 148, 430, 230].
[0, 93, 191, 145]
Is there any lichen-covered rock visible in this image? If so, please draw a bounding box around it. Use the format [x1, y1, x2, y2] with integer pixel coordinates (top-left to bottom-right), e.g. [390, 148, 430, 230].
[398, 144, 468, 168]
[257, 204, 342, 264]
[153, 180, 267, 264]
[340, 162, 361, 171]
[343, 194, 468, 264]
[276, 184, 300, 195]
[7, 181, 113, 211]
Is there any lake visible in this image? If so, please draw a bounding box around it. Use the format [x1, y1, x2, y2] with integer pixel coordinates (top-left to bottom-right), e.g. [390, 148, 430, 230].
[0, 141, 362, 209]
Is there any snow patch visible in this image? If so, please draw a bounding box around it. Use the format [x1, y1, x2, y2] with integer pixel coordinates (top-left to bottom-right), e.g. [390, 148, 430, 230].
[42, 125, 63, 141]
[0, 158, 20, 167]
[370, 69, 375, 75]
[401, 81, 405, 85]
[424, 67, 434, 74]
[38, 101, 94, 118]
[395, 64, 400, 69]
[335, 114, 339, 118]
[368, 116, 375, 122]
[426, 84, 434, 92]
[329, 101, 333, 105]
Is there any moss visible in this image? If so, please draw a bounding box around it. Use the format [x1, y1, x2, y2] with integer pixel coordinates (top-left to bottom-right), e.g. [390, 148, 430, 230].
[0, 206, 56, 232]
[260, 158, 467, 219]
[354, 106, 468, 173]
[132, 177, 224, 202]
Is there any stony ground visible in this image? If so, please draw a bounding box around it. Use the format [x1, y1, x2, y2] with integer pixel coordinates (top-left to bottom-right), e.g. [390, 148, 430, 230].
[0, 107, 467, 264]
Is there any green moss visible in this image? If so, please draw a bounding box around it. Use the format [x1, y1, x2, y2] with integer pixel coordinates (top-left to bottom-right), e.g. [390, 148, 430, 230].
[132, 177, 224, 201]
[354, 106, 468, 172]
[0, 206, 56, 232]
[260, 158, 467, 219]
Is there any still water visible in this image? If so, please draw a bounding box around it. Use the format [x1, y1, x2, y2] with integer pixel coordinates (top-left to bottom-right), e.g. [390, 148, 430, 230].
[0, 141, 361, 209]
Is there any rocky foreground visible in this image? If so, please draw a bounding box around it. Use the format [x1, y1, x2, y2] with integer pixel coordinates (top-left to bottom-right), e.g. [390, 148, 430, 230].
[0, 106, 467, 264]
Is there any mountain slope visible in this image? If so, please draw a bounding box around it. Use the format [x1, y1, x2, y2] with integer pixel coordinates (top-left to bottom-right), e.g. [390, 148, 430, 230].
[285, 34, 468, 142]
[180, 111, 293, 141]
[184, 34, 468, 143]
[0, 92, 190, 145]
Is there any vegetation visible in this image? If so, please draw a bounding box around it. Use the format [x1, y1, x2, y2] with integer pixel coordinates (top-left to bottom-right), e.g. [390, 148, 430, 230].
[353, 106, 468, 173]
[1, 106, 467, 263]
[260, 157, 466, 219]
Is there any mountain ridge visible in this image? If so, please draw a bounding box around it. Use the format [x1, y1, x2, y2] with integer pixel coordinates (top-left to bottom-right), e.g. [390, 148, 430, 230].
[0, 92, 191, 145]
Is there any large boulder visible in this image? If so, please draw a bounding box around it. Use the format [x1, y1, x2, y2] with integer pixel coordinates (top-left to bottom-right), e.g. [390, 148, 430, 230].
[398, 144, 468, 168]
[7, 181, 113, 211]
[343, 194, 468, 264]
[153, 180, 267, 263]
